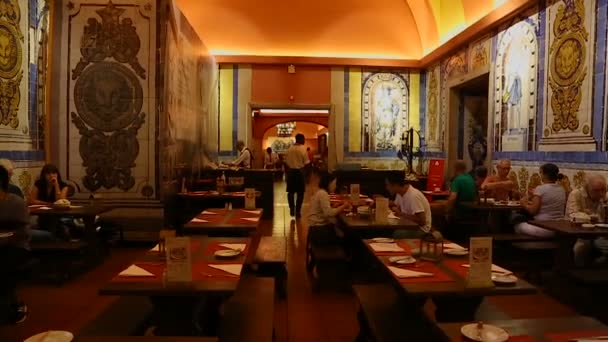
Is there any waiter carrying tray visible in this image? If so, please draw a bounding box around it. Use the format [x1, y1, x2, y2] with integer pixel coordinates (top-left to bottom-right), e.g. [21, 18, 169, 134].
[285, 133, 310, 218]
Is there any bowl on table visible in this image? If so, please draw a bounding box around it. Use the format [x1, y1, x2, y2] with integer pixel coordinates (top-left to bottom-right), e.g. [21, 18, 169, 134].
[53, 199, 71, 210]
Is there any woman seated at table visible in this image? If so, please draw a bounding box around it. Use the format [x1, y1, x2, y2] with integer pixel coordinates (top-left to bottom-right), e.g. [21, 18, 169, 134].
[515, 163, 565, 237]
[27, 164, 70, 238]
[307, 172, 351, 244]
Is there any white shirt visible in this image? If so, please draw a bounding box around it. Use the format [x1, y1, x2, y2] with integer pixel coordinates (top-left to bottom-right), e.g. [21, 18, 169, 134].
[533, 183, 565, 221]
[264, 152, 278, 167]
[285, 144, 309, 169]
[307, 189, 339, 226]
[232, 148, 251, 169]
[394, 186, 432, 232]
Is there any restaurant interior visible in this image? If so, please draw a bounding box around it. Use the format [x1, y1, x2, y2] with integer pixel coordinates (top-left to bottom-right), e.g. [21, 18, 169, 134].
[3, 0, 608, 341]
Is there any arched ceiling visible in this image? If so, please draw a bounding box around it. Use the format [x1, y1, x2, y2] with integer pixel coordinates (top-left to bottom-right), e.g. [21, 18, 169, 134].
[175, 0, 513, 60]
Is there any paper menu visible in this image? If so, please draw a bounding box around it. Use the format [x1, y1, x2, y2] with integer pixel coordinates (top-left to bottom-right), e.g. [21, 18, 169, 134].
[245, 188, 256, 209]
[165, 237, 192, 283]
[466, 237, 493, 288]
[375, 197, 389, 223]
[350, 184, 360, 203]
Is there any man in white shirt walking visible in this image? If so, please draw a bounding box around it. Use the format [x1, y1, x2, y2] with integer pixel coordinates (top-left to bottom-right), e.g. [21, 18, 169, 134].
[285, 134, 309, 218]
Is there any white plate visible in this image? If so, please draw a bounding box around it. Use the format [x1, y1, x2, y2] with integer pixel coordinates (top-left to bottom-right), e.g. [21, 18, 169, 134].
[492, 274, 518, 285]
[445, 249, 468, 256]
[460, 323, 509, 342]
[595, 223, 608, 229]
[582, 223, 595, 228]
[372, 237, 394, 243]
[388, 256, 416, 264]
[25, 331, 74, 342]
[214, 249, 241, 258]
[0, 232, 14, 238]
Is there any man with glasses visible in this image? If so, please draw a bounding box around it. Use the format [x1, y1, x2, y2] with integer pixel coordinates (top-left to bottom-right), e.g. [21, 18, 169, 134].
[481, 159, 518, 201]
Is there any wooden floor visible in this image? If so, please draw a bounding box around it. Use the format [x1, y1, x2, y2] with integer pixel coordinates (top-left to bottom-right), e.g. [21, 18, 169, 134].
[0, 182, 578, 342]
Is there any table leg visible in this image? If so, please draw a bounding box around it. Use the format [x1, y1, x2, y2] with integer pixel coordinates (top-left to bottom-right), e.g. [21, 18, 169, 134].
[82, 215, 101, 264]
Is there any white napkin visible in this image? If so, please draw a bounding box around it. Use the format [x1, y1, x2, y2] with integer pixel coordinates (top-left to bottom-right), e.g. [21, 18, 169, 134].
[191, 218, 209, 223]
[387, 212, 400, 220]
[150, 244, 160, 252]
[119, 265, 155, 277]
[201, 210, 217, 215]
[219, 243, 246, 251]
[208, 264, 243, 276]
[242, 210, 261, 215]
[369, 242, 404, 252]
[444, 243, 467, 250]
[461, 264, 511, 274]
[241, 217, 259, 222]
[37, 206, 52, 210]
[388, 266, 433, 278]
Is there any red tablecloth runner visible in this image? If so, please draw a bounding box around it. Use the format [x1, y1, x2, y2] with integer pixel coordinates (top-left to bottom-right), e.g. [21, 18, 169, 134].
[442, 259, 470, 278]
[231, 209, 263, 218]
[112, 261, 241, 283]
[203, 241, 249, 256]
[454, 335, 536, 342]
[389, 261, 456, 283]
[545, 330, 608, 342]
[147, 241, 202, 254]
[367, 240, 413, 256]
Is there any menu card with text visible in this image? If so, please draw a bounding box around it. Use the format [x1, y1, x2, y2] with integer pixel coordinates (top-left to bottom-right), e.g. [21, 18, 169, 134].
[245, 188, 256, 209]
[466, 237, 493, 288]
[375, 197, 389, 223]
[165, 237, 192, 283]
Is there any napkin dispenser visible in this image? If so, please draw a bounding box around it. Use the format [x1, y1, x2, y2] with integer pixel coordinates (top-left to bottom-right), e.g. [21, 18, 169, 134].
[375, 197, 389, 223]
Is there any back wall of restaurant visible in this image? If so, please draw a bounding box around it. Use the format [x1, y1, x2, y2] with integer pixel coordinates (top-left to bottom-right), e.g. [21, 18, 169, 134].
[217, 64, 423, 171]
[424, 0, 608, 193]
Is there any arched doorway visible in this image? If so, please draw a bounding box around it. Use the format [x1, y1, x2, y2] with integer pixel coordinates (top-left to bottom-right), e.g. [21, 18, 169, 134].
[260, 121, 329, 169]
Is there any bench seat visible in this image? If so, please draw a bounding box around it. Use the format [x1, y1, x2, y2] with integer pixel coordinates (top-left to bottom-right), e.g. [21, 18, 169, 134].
[98, 208, 164, 242]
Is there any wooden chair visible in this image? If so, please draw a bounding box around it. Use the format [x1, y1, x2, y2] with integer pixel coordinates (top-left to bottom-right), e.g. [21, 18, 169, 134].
[305, 228, 349, 292]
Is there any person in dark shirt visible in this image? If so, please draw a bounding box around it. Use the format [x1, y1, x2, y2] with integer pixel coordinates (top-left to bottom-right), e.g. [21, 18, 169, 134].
[0, 166, 29, 323]
[28, 164, 68, 205]
[0, 159, 23, 198]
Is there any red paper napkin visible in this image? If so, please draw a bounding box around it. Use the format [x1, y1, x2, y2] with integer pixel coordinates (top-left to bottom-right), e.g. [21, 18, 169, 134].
[389, 261, 456, 283]
[545, 330, 608, 342]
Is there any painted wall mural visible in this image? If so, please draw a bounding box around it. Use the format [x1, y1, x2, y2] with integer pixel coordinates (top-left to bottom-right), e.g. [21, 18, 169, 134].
[60, 0, 157, 201]
[361, 71, 409, 152]
[494, 9, 539, 152]
[0, 0, 22, 129]
[539, 0, 596, 151]
[71, 2, 146, 192]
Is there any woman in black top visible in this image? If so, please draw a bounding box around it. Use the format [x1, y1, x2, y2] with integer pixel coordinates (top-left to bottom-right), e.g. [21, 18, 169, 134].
[28, 164, 68, 205]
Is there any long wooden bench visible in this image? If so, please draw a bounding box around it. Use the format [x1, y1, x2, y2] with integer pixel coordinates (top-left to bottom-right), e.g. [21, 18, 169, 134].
[98, 207, 164, 242]
[219, 276, 274, 342]
[30, 240, 89, 283]
[565, 269, 608, 286]
[253, 236, 287, 298]
[354, 284, 450, 342]
[78, 296, 154, 336]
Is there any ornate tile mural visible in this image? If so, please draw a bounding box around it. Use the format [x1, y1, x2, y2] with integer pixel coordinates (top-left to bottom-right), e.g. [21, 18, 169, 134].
[425, 65, 441, 152]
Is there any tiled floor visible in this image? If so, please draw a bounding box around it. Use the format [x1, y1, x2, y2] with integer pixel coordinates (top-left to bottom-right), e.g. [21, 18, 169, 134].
[0, 181, 577, 342]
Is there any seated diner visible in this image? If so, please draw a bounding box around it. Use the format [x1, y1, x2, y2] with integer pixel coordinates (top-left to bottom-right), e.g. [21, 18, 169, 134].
[481, 159, 518, 201]
[385, 171, 431, 238]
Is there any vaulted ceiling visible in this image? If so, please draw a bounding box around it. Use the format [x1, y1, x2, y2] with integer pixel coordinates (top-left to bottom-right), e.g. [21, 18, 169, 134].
[175, 0, 514, 60]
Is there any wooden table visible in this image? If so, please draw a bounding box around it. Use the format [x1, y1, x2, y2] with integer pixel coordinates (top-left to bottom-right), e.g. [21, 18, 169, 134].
[461, 202, 523, 234]
[99, 237, 251, 335]
[182, 208, 263, 237]
[463, 202, 523, 212]
[100, 237, 250, 296]
[363, 239, 536, 322]
[440, 316, 608, 341]
[529, 219, 608, 270]
[338, 213, 420, 238]
[423, 191, 451, 201]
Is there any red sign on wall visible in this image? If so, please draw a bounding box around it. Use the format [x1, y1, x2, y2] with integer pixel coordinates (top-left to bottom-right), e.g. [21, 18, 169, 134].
[427, 159, 445, 191]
